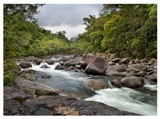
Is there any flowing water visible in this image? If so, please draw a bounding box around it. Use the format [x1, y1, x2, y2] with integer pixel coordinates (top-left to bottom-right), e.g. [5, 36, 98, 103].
[24, 62, 157, 115]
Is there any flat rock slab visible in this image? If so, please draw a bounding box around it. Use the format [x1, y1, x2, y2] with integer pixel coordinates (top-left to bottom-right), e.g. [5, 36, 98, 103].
[23, 96, 139, 115]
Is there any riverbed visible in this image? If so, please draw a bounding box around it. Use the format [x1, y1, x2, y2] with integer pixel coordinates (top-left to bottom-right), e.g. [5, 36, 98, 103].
[23, 61, 157, 115]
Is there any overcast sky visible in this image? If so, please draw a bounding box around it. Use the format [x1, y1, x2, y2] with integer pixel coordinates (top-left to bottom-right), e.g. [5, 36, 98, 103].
[35, 4, 103, 39]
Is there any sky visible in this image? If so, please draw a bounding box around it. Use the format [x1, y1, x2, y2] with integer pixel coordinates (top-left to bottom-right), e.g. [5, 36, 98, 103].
[35, 4, 103, 39]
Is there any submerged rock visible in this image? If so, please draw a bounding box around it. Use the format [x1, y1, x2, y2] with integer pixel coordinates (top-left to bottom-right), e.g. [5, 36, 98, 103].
[41, 75, 52, 79]
[87, 80, 107, 91]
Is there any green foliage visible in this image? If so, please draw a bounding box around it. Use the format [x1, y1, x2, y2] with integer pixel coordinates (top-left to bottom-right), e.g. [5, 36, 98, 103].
[77, 4, 157, 58]
[4, 60, 19, 86]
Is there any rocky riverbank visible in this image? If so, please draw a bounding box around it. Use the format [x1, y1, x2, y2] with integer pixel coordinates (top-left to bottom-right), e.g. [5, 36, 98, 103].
[4, 53, 157, 115]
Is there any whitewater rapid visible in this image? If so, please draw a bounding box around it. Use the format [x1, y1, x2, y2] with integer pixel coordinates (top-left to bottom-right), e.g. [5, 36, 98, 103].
[85, 87, 157, 115]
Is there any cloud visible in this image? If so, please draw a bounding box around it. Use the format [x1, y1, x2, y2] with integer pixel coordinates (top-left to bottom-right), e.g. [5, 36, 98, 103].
[35, 4, 103, 38]
[35, 4, 103, 26]
[43, 24, 86, 39]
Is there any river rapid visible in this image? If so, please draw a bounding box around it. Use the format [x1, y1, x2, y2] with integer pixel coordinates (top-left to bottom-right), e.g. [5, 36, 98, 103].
[23, 61, 157, 116]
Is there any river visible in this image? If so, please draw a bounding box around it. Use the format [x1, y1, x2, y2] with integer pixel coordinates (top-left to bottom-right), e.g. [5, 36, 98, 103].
[23, 61, 157, 115]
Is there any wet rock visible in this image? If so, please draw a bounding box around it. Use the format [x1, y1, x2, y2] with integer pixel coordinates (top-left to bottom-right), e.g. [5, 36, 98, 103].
[85, 56, 108, 75]
[40, 65, 50, 69]
[87, 80, 107, 91]
[60, 56, 70, 62]
[21, 69, 36, 74]
[41, 75, 52, 79]
[45, 59, 54, 65]
[111, 79, 122, 88]
[21, 73, 37, 81]
[64, 60, 77, 67]
[55, 65, 66, 70]
[34, 59, 42, 65]
[16, 77, 60, 96]
[120, 76, 144, 88]
[19, 62, 32, 69]
[23, 96, 138, 115]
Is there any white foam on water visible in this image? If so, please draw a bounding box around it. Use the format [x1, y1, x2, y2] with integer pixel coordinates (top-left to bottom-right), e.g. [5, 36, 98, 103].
[25, 62, 88, 82]
[143, 85, 157, 91]
[85, 87, 157, 115]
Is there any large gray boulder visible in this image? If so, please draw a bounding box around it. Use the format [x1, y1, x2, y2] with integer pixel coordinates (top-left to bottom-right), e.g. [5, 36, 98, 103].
[85, 56, 108, 75]
[16, 77, 60, 96]
[120, 76, 144, 88]
[79, 54, 97, 68]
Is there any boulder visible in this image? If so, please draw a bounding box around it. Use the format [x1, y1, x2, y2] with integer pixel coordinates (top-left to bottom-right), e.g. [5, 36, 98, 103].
[128, 63, 148, 72]
[140, 58, 148, 63]
[34, 59, 42, 65]
[21, 69, 36, 74]
[16, 77, 60, 96]
[111, 58, 120, 63]
[19, 62, 32, 69]
[105, 70, 126, 77]
[45, 59, 54, 65]
[120, 58, 130, 64]
[87, 80, 107, 91]
[120, 76, 144, 88]
[80, 54, 97, 68]
[145, 73, 157, 82]
[111, 79, 122, 88]
[107, 65, 127, 72]
[4, 99, 29, 115]
[40, 65, 50, 69]
[21, 73, 37, 81]
[64, 60, 77, 67]
[85, 56, 108, 75]
[4, 86, 31, 101]
[105, 65, 127, 76]
[55, 65, 66, 70]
